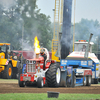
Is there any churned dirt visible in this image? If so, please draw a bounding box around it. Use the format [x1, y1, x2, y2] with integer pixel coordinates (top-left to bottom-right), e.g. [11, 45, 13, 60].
[0, 79, 100, 94]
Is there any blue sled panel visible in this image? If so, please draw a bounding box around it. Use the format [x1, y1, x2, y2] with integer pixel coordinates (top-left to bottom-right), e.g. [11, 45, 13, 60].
[75, 78, 83, 86]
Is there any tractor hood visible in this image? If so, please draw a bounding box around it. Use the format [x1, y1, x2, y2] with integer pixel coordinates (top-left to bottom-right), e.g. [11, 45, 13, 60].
[67, 51, 99, 63]
[27, 56, 44, 62]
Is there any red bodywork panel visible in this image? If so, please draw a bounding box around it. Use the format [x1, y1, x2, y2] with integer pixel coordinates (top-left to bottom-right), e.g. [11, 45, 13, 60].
[43, 77, 46, 84]
[45, 61, 51, 69]
[84, 70, 92, 76]
[20, 74, 46, 84]
[13, 50, 52, 59]
[13, 50, 34, 59]
[26, 56, 44, 73]
[20, 74, 35, 82]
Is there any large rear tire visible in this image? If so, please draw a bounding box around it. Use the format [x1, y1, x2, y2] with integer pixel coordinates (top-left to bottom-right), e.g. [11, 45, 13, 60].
[46, 63, 61, 87]
[37, 77, 44, 88]
[3, 63, 12, 79]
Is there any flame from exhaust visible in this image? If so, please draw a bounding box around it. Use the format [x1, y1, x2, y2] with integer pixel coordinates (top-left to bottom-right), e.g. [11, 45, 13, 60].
[34, 36, 40, 54]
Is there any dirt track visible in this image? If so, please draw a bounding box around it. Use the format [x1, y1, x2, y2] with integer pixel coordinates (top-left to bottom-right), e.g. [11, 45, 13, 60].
[0, 82, 100, 94]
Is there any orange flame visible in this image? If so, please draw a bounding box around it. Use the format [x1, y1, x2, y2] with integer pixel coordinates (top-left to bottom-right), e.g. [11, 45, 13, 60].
[34, 36, 40, 54]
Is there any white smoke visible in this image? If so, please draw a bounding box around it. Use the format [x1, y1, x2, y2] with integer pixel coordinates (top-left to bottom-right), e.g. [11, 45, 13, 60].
[19, 39, 36, 59]
[20, 39, 34, 51]
[0, 0, 16, 9]
[75, 19, 100, 43]
[88, 21, 100, 42]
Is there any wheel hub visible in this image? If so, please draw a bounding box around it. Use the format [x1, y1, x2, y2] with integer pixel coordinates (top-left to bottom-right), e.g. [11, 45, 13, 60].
[89, 76, 91, 83]
[8, 68, 12, 76]
[56, 68, 60, 84]
[41, 80, 43, 87]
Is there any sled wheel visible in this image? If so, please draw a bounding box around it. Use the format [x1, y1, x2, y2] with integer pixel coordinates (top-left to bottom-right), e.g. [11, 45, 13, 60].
[72, 71, 76, 87]
[83, 76, 87, 86]
[86, 76, 92, 86]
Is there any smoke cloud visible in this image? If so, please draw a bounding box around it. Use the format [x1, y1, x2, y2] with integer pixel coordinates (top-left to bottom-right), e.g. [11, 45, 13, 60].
[0, 0, 16, 9]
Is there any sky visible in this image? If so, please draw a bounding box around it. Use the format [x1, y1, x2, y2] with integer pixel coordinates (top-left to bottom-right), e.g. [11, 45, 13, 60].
[37, 0, 100, 23]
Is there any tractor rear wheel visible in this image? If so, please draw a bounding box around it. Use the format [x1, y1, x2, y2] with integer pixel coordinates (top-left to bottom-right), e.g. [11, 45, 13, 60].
[3, 63, 12, 79]
[46, 63, 61, 87]
[37, 77, 44, 88]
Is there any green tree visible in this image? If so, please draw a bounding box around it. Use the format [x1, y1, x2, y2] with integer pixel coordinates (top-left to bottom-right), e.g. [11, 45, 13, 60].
[15, 0, 52, 50]
[0, 0, 53, 51]
[74, 19, 100, 40]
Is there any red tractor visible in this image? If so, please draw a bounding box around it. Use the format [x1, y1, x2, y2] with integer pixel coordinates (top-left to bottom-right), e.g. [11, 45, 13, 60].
[18, 48, 61, 88]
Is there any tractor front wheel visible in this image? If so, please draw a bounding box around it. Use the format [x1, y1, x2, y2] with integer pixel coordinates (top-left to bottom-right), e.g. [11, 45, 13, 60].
[37, 77, 44, 88]
[3, 63, 12, 79]
[46, 63, 61, 87]
[18, 75, 25, 87]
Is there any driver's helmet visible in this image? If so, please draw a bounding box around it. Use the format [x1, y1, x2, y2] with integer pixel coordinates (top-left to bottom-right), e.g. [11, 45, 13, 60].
[40, 48, 45, 55]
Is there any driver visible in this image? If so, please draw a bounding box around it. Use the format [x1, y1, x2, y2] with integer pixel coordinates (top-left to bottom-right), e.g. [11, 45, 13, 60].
[40, 48, 47, 70]
[40, 48, 47, 61]
[82, 45, 86, 52]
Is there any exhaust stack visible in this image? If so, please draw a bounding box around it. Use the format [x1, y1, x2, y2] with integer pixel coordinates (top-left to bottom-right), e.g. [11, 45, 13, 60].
[84, 33, 93, 58]
[36, 53, 39, 59]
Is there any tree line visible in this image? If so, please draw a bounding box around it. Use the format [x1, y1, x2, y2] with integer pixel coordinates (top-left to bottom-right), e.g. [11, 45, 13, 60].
[72, 18, 100, 53]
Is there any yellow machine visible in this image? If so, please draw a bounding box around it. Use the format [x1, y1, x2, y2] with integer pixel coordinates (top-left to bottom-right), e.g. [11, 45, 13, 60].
[0, 43, 20, 79]
[51, 0, 63, 62]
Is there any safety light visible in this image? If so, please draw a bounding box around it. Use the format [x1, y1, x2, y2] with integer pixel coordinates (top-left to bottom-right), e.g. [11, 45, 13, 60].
[76, 40, 88, 42]
[79, 40, 86, 42]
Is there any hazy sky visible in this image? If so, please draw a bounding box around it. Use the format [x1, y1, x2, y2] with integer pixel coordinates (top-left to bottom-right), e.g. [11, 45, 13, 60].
[37, 0, 100, 23]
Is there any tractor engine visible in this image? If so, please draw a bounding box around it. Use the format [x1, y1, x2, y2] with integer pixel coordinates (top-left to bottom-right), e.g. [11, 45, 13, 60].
[26, 60, 36, 73]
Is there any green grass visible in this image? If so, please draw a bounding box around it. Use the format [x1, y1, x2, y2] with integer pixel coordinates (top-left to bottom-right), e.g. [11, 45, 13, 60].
[0, 93, 100, 100]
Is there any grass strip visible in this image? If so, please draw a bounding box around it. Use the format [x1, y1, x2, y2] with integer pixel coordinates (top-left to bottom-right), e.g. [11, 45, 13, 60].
[0, 93, 100, 100]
